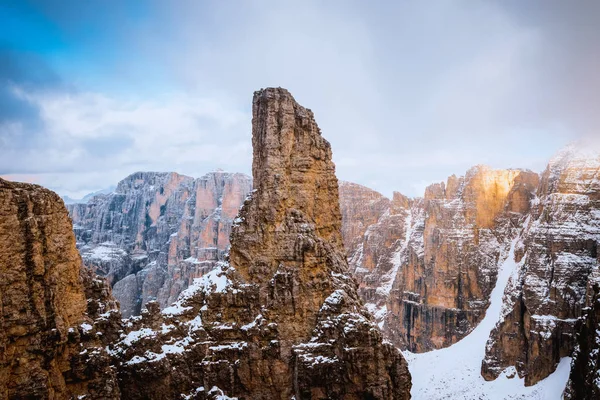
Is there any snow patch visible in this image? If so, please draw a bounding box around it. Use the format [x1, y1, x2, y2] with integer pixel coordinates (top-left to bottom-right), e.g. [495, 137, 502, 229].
[406, 238, 572, 399]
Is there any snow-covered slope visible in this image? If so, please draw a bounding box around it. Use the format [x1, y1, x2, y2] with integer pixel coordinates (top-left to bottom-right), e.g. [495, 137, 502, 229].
[405, 238, 571, 399]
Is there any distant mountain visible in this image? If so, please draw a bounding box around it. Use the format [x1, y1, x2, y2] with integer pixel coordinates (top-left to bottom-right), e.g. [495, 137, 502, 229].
[67, 171, 252, 317]
[340, 144, 600, 395]
[62, 186, 116, 204]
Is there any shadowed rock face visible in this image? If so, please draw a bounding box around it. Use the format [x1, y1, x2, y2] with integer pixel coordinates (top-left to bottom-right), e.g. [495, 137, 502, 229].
[483, 147, 600, 386]
[113, 88, 411, 399]
[563, 284, 600, 400]
[340, 167, 539, 352]
[0, 178, 121, 399]
[68, 171, 252, 317]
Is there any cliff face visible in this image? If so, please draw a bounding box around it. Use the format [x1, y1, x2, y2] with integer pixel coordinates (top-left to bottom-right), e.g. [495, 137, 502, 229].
[68, 171, 252, 317]
[0, 178, 121, 399]
[563, 284, 600, 399]
[111, 88, 411, 399]
[482, 147, 600, 386]
[341, 167, 539, 352]
[339, 181, 391, 258]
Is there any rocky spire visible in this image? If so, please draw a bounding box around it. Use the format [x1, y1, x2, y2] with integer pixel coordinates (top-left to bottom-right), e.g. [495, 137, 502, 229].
[229, 88, 352, 342]
[114, 88, 411, 399]
[229, 87, 411, 396]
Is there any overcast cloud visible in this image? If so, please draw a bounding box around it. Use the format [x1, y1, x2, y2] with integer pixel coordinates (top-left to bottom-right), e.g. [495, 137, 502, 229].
[1, 1, 599, 198]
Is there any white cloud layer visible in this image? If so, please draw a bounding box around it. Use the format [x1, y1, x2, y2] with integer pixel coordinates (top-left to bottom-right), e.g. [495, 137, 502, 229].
[1, 89, 251, 197]
[1, 1, 598, 198]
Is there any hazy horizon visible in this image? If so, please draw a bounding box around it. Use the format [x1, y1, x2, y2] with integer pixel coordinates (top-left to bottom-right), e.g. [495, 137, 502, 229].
[32, 139, 585, 202]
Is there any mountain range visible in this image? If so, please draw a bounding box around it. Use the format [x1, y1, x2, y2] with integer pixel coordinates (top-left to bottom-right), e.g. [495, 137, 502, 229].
[1, 88, 599, 399]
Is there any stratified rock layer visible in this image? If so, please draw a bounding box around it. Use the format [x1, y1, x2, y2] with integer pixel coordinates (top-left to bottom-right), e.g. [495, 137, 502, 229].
[342, 167, 539, 351]
[482, 146, 600, 386]
[113, 88, 411, 399]
[68, 171, 252, 317]
[0, 178, 121, 399]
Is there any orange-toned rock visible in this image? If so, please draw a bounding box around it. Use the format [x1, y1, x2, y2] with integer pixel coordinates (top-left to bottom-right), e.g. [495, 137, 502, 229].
[339, 181, 391, 259]
[0, 178, 120, 399]
[341, 166, 539, 352]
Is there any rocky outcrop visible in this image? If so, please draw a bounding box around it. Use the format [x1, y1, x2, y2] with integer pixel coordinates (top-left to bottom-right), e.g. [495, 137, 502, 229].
[68, 171, 252, 317]
[0, 178, 121, 399]
[482, 146, 600, 386]
[111, 88, 411, 399]
[341, 167, 539, 352]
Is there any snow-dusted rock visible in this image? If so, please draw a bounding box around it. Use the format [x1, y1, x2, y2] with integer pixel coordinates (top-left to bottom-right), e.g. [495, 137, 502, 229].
[563, 284, 600, 399]
[341, 166, 539, 352]
[483, 145, 600, 386]
[68, 171, 252, 317]
[0, 178, 122, 399]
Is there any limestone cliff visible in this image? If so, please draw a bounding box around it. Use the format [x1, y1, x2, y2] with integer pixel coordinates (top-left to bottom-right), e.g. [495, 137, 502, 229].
[341, 167, 539, 352]
[68, 171, 252, 317]
[111, 88, 411, 399]
[482, 146, 600, 386]
[0, 178, 121, 399]
[339, 181, 391, 259]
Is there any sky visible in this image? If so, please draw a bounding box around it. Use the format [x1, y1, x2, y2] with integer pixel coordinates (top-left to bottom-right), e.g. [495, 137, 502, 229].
[1, 0, 599, 198]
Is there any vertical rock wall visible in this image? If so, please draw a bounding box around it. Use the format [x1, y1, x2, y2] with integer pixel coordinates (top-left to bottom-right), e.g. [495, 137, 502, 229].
[482, 147, 600, 385]
[341, 167, 539, 351]
[69, 171, 252, 317]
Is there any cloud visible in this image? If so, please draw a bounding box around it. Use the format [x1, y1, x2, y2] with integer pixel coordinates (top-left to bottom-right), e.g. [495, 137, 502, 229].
[0, 49, 62, 127]
[127, 0, 587, 195]
[1, 88, 251, 197]
[3, 1, 599, 198]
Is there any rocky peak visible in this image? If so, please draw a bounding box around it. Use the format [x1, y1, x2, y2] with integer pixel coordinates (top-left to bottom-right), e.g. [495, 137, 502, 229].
[461, 166, 526, 228]
[230, 87, 353, 342]
[113, 88, 411, 399]
[339, 182, 391, 256]
[115, 171, 194, 195]
[391, 191, 411, 211]
[541, 144, 600, 197]
[235, 88, 343, 249]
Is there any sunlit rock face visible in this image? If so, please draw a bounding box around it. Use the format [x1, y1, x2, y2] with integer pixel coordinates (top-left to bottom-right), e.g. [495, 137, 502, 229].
[68, 170, 252, 317]
[112, 88, 411, 399]
[0, 178, 121, 399]
[483, 146, 600, 386]
[340, 166, 539, 352]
